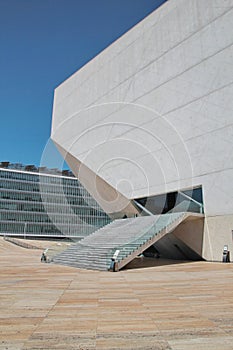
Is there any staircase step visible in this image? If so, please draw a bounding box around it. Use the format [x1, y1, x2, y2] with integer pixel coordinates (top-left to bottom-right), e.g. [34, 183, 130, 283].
[52, 201, 202, 271]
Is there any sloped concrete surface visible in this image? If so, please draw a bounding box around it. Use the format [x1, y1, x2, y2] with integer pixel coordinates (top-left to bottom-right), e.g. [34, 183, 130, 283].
[1, 237, 233, 349]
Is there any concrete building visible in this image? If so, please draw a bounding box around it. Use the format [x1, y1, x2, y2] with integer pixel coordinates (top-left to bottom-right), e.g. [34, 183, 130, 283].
[51, 0, 233, 264]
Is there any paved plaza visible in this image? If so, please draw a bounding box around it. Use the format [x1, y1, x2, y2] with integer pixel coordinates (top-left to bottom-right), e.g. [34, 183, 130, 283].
[1, 238, 233, 350]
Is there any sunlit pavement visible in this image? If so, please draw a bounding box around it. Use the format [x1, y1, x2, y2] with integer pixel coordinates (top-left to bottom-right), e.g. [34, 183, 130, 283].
[1, 238, 233, 350]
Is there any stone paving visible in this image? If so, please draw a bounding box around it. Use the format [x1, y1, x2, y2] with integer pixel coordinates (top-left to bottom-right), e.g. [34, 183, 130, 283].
[1, 238, 233, 349]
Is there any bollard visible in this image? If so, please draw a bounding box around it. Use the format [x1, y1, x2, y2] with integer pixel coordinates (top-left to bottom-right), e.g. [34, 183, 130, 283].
[222, 245, 230, 263]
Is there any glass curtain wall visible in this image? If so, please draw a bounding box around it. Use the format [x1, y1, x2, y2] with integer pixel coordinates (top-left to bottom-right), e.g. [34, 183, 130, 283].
[0, 168, 111, 239]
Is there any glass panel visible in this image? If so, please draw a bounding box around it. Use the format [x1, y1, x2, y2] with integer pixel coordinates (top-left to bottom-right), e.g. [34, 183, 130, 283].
[0, 169, 111, 238]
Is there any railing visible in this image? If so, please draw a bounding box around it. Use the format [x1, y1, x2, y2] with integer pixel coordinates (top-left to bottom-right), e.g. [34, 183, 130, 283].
[178, 192, 204, 214]
[108, 199, 204, 270]
[109, 211, 185, 269]
[133, 200, 154, 216]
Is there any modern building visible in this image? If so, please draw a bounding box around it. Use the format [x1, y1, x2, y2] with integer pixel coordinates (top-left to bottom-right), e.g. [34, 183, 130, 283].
[0, 163, 110, 239]
[51, 0, 233, 266]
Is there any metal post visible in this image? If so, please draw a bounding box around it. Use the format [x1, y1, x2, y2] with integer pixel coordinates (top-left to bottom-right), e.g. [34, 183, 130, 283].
[24, 222, 27, 240]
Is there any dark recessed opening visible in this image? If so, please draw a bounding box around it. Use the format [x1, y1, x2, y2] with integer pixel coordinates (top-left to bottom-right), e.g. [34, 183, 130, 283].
[135, 186, 204, 215]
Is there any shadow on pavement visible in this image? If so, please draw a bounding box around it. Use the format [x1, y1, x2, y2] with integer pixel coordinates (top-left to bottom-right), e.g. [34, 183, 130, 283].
[123, 256, 191, 270]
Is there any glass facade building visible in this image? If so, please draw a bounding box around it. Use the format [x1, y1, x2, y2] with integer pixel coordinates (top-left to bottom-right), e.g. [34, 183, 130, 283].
[0, 166, 111, 239]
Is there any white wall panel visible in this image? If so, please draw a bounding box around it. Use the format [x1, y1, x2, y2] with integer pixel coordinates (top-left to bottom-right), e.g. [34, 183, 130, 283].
[52, 0, 233, 218]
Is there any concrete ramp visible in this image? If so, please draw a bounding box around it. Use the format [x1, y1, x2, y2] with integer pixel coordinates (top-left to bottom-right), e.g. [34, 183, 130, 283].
[52, 206, 204, 271]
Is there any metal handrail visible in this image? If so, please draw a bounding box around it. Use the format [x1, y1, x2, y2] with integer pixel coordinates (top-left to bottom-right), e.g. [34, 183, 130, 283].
[178, 191, 203, 213]
[133, 200, 154, 216]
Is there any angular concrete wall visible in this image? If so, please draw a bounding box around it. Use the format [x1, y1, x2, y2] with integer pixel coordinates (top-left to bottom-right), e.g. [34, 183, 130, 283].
[51, 0, 233, 260]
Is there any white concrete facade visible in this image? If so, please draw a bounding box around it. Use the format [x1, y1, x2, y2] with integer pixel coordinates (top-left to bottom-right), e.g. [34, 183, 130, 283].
[51, 0, 233, 261]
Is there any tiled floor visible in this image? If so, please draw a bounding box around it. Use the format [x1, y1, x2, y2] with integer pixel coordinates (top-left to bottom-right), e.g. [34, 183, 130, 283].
[1, 238, 233, 349]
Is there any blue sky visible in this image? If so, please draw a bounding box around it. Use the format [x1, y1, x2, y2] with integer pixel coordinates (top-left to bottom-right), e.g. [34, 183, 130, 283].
[0, 0, 166, 168]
